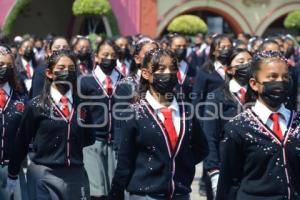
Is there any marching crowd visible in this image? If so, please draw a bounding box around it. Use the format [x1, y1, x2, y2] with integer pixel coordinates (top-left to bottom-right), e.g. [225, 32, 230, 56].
[0, 31, 299, 200]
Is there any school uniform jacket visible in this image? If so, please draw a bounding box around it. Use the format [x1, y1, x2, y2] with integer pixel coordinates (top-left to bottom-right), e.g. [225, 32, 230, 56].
[8, 95, 95, 179]
[174, 60, 197, 103]
[113, 74, 139, 150]
[79, 70, 124, 142]
[202, 87, 243, 178]
[192, 67, 224, 117]
[14, 56, 38, 96]
[109, 98, 209, 199]
[0, 90, 27, 165]
[216, 109, 300, 200]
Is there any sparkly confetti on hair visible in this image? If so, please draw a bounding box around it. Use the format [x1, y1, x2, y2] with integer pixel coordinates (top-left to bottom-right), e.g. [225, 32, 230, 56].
[0, 45, 12, 56]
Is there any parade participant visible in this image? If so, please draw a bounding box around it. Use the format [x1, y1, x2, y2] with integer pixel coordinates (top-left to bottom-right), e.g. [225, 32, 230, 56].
[8, 50, 94, 200]
[109, 48, 208, 200]
[203, 48, 252, 199]
[217, 51, 300, 200]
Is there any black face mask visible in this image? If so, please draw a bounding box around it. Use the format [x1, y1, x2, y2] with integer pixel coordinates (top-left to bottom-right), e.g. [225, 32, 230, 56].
[218, 48, 232, 65]
[118, 47, 130, 59]
[77, 49, 92, 61]
[100, 58, 116, 75]
[53, 70, 77, 93]
[285, 47, 294, 59]
[0, 66, 11, 84]
[259, 81, 290, 109]
[23, 49, 34, 61]
[152, 73, 178, 95]
[175, 48, 187, 61]
[233, 63, 251, 86]
[136, 63, 141, 69]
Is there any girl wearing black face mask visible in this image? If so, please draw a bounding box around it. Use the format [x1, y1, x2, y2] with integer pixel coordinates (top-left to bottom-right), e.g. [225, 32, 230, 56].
[109, 48, 208, 200]
[217, 51, 300, 200]
[192, 34, 233, 117]
[170, 35, 197, 103]
[72, 37, 93, 75]
[15, 38, 39, 96]
[202, 48, 252, 199]
[80, 40, 123, 199]
[114, 37, 133, 77]
[8, 49, 94, 200]
[192, 34, 232, 200]
[0, 45, 26, 200]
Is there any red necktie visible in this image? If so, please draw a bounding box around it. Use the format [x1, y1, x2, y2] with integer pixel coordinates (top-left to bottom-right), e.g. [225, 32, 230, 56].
[177, 71, 182, 83]
[79, 63, 88, 75]
[160, 108, 178, 151]
[121, 63, 127, 76]
[239, 88, 246, 104]
[270, 113, 283, 140]
[105, 76, 113, 96]
[26, 63, 31, 79]
[60, 96, 70, 118]
[0, 89, 7, 109]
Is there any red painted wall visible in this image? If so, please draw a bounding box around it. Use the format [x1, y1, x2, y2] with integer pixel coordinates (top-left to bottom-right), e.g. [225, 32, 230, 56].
[0, 0, 16, 28]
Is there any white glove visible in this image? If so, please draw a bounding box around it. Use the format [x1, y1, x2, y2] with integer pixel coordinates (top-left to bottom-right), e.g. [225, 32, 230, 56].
[211, 174, 219, 200]
[6, 177, 18, 195]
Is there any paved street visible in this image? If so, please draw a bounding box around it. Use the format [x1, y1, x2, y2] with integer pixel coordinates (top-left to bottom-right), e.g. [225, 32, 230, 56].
[191, 164, 206, 200]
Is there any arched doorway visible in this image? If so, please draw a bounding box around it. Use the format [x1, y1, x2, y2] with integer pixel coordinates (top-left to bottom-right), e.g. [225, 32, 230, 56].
[262, 14, 298, 37]
[159, 8, 241, 36]
[7, 0, 119, 38]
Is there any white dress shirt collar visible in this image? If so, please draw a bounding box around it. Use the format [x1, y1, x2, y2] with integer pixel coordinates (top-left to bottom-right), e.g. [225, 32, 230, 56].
[252, 100, 290, 125]
[50, 86, 73, 106]
[145, 91, 179, 113]
[229, 79, 244, 93]
[94, 65, 119, 87]
[0, 82, 11, 96]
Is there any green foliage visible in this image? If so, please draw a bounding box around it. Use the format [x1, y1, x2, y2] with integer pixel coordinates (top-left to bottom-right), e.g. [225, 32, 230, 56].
[3, 0, 31, 35]
[106, 9, 119, 36]
[88, 32, 105, 50]
[284, 11, 300, 30]
[167, 15, 208, 35]
[72, 0, 111, 16]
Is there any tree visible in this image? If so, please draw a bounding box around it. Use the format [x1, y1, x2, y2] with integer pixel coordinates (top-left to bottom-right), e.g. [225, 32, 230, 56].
[3, 0, 31, 35]
[72, 0, 112, 35]
[167, 15, 208, 35]
[284, 11, 300, 31]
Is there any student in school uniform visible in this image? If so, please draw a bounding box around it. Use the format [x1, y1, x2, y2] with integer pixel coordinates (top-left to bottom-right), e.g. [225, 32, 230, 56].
[80, 40, 124, 200]
[7, 50, 95, 200]
[114, 36, 132, 77]
[216, 51, 300, 200]
[72, 36, 93, 75]
[192, 34, 233, 117]
[114, 38, 159, 152]
[202, 48, 252, 199]
[258, 39, 297, 111]
[115, 38, 159, 106]
[191, 34, 232, 199]
[14, 38, 38, 96]
[0, 45, 26, 200]
[169, 35, 197, 103]
[31, 36, 70, 98]
[109, 48, 208, 200]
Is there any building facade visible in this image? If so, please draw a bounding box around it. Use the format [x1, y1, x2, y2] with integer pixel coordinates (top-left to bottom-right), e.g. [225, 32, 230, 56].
[1, 0, 300, 37]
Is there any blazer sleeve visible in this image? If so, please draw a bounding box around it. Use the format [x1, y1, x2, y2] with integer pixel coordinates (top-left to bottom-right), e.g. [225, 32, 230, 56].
[192, 70, 208, 118]
[8, 103, 36, 178]
[191, 115, 209, 164]
[216, 124, 244, 200]
[202, 97, 222, 176]
[109, 108, 137, 200]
